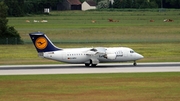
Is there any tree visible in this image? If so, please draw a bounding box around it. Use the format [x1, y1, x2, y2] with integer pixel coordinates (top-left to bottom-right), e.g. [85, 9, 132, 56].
[4, 0, 24, 17]
[113, 0, 121, 8]
[0, 1, 8, 36]
[23, 0, 62, 14]
[97, 0, 109, 9]
[164, 0, 180, 8]
[0, 1, 23, 44]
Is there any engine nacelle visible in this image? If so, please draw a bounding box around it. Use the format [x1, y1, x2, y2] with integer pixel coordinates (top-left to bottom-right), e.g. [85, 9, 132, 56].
[106, 54, 116, 60]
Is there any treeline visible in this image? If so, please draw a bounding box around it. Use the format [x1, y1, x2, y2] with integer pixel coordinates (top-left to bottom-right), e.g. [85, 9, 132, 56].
[0, 0, 61, 16]
[0, 0, 180, 17]
[101, 0, 180, 9]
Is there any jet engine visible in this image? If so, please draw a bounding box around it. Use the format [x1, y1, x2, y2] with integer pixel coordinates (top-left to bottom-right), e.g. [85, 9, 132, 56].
[105, 54, 116, 60]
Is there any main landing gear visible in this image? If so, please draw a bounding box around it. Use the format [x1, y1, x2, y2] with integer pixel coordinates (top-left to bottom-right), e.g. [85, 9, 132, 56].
[85, 63, 97, 67]
[85, 63, 90, 67]
[85, 59, 98, 67]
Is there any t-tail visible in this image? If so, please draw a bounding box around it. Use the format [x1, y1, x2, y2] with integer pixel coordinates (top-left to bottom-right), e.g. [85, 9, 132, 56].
[29, 32, 62, 52]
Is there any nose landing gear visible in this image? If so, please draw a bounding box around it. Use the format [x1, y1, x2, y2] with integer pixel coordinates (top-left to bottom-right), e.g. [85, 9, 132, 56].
[133, 61, 137, 66]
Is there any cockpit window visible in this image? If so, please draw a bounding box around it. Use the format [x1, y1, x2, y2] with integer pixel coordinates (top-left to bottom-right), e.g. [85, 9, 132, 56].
[130, 50, 134, 53]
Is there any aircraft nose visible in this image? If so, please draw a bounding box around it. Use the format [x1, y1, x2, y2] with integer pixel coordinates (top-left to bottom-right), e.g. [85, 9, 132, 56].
[136, 53, 144, 60]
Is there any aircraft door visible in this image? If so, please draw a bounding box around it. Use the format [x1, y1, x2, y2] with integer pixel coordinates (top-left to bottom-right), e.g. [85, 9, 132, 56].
[62, 52, 67, 60]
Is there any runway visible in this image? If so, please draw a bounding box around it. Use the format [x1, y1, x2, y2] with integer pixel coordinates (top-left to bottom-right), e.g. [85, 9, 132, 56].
[0, 62, 180, 75]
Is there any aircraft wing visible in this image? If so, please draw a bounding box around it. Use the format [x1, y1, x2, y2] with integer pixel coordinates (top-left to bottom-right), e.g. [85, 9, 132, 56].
[86, 47, 117, 60]
[86, 47, 106, 55]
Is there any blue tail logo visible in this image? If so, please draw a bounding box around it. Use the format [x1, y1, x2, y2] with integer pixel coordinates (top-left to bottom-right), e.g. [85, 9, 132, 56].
[29, 32, 62, 52]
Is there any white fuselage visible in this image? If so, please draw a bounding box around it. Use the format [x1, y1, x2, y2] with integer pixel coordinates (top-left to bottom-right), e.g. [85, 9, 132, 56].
[39, 47, 143, 64]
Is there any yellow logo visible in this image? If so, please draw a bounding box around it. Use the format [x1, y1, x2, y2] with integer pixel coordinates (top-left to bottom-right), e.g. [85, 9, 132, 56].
[35, 37, 48, 50]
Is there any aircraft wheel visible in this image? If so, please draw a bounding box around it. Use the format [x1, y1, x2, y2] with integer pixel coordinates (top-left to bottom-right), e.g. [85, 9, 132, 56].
[85, 63, 90, 67]
[91, 64, 97, 67]
[133, 62, 137, 66]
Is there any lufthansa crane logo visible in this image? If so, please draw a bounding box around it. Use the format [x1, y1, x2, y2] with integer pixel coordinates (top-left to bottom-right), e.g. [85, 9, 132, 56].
[35, 37, 48, 50]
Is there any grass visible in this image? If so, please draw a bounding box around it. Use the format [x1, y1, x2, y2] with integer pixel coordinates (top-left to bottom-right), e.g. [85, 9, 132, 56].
[0, 42, 180, 65]
[0, 72, 180, 101]
[0, 10, 180, 101]
[0, 10, 180, 65]
[8, 10, 180, 43]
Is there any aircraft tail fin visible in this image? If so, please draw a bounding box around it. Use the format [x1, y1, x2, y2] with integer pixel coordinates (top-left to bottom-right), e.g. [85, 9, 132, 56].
[29, 32, 62, 52]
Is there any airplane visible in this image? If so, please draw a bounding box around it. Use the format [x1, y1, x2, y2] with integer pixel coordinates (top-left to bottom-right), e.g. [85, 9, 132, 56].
[29, 32, 144, 67]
